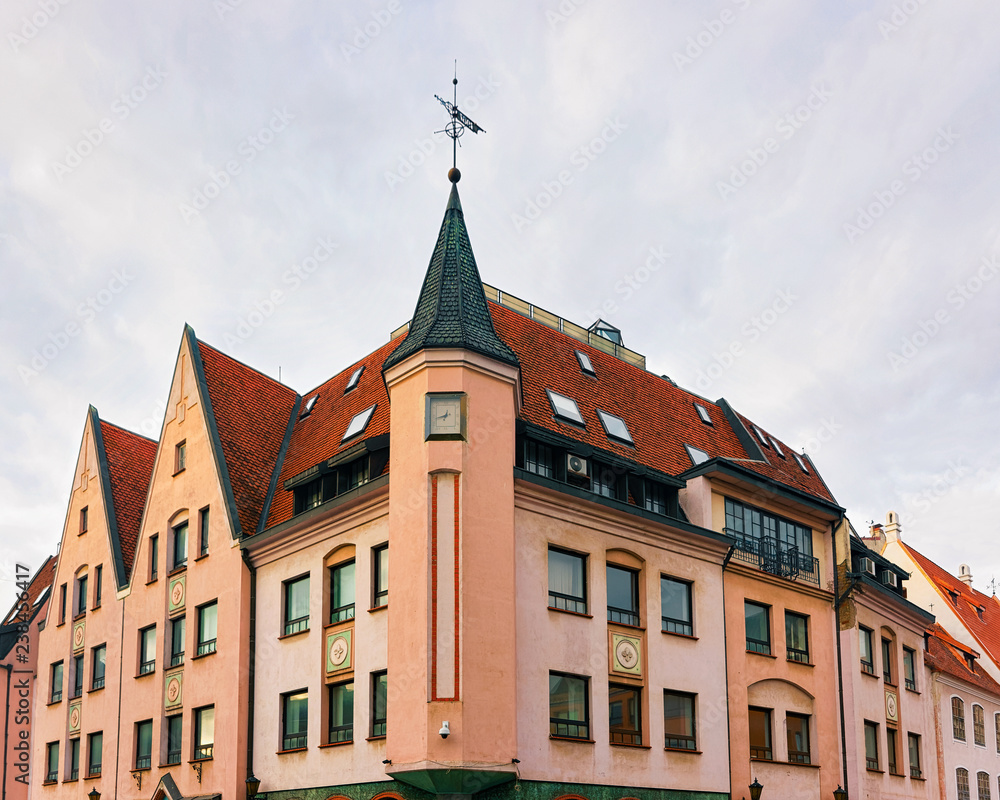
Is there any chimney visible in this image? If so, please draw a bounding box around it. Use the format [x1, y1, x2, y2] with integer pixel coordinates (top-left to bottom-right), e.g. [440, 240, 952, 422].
[958, 563, 973, 588]
[884, 510, 902, 544]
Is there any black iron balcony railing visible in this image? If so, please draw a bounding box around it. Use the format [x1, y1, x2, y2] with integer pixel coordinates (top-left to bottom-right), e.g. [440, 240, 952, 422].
[726, 533, 820, 587]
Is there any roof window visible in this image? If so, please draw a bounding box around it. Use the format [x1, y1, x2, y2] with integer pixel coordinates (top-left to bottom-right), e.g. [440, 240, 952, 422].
[575, 350, 596, 376]
[753, 426, 769, 447]
[694, 404, 712, 425]
[684, 444, 710, 466]
[588, 319, 623, 345]
[792, 452, 810, 473]
[770, 438, 785, 457]
[342, 404, 376, 442]
[345, 366, 364, 393]
[546, 390, 585, 426]
[597, 410, 633, 445]
[300, 395, 318, 419]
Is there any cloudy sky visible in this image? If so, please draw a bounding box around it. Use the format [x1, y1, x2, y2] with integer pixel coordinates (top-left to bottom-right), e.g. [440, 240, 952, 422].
[2, 0, 999, 614]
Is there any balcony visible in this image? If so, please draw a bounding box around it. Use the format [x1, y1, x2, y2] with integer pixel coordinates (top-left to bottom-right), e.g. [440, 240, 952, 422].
[727, 533, 820, 587]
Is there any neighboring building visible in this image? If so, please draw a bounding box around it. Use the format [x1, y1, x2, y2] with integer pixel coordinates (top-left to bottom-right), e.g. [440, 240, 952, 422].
[1, 555, 56, 800]
[844, 528, 935, 799]
[924, 625, 1000, 800]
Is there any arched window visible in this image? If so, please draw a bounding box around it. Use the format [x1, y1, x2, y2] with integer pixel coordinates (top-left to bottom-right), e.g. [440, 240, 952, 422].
[976, 771, 991, 800]
[953, 697, 966, 741]
[973, 704, 986, 747]
[956, 768, 970, 800]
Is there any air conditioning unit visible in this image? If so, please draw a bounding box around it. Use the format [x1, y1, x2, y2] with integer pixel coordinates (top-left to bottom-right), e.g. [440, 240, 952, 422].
[567, 453, 589, 478]
[859, 557, 876, 576]
[881, 570, 898, 588]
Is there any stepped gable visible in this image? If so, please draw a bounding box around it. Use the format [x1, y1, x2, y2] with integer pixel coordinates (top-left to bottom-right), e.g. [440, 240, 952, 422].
[265, 335, 404, 528]
[490, 301, 836, 503]
[902, 542, 1000, 672]
[925, 623, 1000, 696]
[195, 338, 299, 537]
[1, 555, 56, 626]
[98, 418, 157, 578]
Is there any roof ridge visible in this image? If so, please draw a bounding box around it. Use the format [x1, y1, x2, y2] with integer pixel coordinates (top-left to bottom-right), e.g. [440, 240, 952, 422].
[194, 331, 298, 397]
[97, 417, 158, 444]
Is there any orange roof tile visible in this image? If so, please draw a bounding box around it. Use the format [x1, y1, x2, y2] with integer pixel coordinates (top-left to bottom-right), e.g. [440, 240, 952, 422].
[925, 624, 1000, 696]
[100, 419, 157, 575]
[1, 555, 56, 626]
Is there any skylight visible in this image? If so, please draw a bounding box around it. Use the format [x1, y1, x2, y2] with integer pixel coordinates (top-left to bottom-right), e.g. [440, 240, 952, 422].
[753, 426, 769, 446]
[300, 395, 318, 419]
[345, 366, 364, 393]
[770, 438, 785, 457]
[792, 452, 810, 473]
[575, 350, 596, 376]
[684, 444, 710, 466]
[597, 410, 633, 445]
[342, 404, 376, 442]
[694, 404, 712, 425]
[546, 390, 585, 426]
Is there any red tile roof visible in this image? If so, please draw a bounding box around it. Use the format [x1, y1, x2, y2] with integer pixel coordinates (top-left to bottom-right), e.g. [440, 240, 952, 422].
[1, 555, 56, 625]
[264, 335, 403, 528]
[196, 340, 299, 537]
[100, 419, 157, 574]
[901, 541, 1000, 674]
[925, 623, 1000, 696]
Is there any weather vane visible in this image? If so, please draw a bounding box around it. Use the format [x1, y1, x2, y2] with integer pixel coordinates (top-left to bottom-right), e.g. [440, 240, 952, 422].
[434, 61, 485, 182]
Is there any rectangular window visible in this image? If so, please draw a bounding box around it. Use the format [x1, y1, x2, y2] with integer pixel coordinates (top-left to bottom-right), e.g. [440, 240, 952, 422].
[135, 720, 152, 769]
[172, 521, 188, 570]
[197, 602, 218, 656]
[525, 439, 554, 478]
[50, 661, 63, 703]
[724, 497, 814, 568]
[908, 732, 922, 778]
[860, 626, 874, 674]
[372, 544, 389, 608]
[745, 601, 771, 655]
[974, 704, 986, 747]
[549, 672, 589, 740]
[71, 654, 84, 698]
[886, 728, 900, 774]
[548, 547, 587, 614]
[903, 647, 916, 691]
[882, 638, 894, 684]
[76, 574, 88, 616]
[609, 684, 641, 745]
[68, 737, 80, 780]
[139, 625, 156, 675]
[45, 742, 59, 782]
[644, 480, 668, 515]
[785, 612, 809, 663]
[663, 691, 696, 751]
[371, 672, 387, 737]
[166, 715, 183, 765]
[978, 772, 991, 800]
[345, 456, 370, 491]
[748, 707, 772, 760]
[996, 713, 1000, 755]
[93, 565, 102, 609]
[80, 506, 88, 533]
[953, 697, 966, 741]
[91, 644, 106, 690]
[87, 732, 102, 777]
[199, 507, 210, 556]
[59, 583, 66, 624]
[150, 535, 159, 581]
[330, 560, 356, 623]
[281, 690, 308, 750]
[661, 576, 692, 635]
[957, 768, 970, 800]
[787, 713, 810, 764]
[170, 617, 186, 666]
[193, 706, 214, 759]
[175, 441, 186, 473]
[283, 575, 310, 635]
[864, 720, 880, 770]
[607, 563, 639, 626]
[328, 682, 353, 743]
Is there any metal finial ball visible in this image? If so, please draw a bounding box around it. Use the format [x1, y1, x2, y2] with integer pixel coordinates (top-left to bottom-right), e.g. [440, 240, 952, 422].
[453, 78, 458, 85]
[448, 168, 461, 183]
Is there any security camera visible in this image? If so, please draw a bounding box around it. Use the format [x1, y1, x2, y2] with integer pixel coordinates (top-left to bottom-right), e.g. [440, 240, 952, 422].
[439, 721, 451, 739]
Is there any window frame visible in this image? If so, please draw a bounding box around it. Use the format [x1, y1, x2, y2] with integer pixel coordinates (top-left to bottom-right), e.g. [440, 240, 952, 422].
[327, 680, 354, 744]
[70, 654, 84, 699]
[786, 712, 811, 765]
[973, 703, 986, 747]
[606, 563, 639, 626]
[58, 583, 66, 625]
[75, 573, 88, 617]
[881, 636, 895, 685]
[135, 719, 153, 770]
[86, 731, 102, 778]
[859, 626, 875, 674]
[193, 705, 215, 760]
[886, 727, 900, 775]
[907, 731, 922, 779]
[660, 575, 693, 636]
[785, 611, 810, 664]
[50, 661, 63, 703]
[68, 736, 80, 781]
[45, 741, 59, 783]
[549, 671, 590, 741]
[196, 601, 218, 656]
[864, 720, 880, 771]
[957, 767, 971, 800]
[149, 534, 159, 582]
[93, 564, 102, 609]
[171, 520, 188, 571]
[174, 441, 186, 473]
[748, 706, 772, 760]
[608, 683, 641, 746]
[524, 438, 555, 478]
[903, 646, 916, 691]
[977, 772, 991, 800]
[283, 574, 310, 636]
[663, 690, 696, 751]
[80, 506, 88, 534]
[329, 559, 356, 624]
[371, 671, 388, 738]
[953, 696, 966, 741]
[138, 625, 156, 675]
[281, 689, 309, 751]
[198, 507, 210, 557]
[372, 544, 388, 609]
[91, 644, 106, 690]
[547, 547, 587, 615]
[545, 389, 586, 426]
[745, 601, 771, 655]
[165, 714, 183, 765]
[170, 616, 186, 667]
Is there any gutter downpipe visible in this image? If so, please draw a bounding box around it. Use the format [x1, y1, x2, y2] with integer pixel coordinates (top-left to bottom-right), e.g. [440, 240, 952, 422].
[241, 548, 257, 791]
[831, 515, 850, 797]
[2, 663, 11, 800]
[720, 544, 736, 800]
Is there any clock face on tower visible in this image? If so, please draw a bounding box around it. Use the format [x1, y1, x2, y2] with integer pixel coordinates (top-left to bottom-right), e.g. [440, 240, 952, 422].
[425, 393, 467, 441]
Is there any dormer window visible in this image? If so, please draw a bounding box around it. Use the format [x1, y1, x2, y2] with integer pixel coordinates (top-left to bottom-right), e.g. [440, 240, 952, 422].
[597, 410, 633, 445]
[300, 395, 318, 419]
[546, 390, 585, 426]
[964, 652, 976, 672]
[342, 405, 376, 442]
[694, 404, 712, 425]
[588, 319, 622, 345]
[345, 366, 364, 393]
[575, 351, 596, 377]
[684, 444, 710, 466]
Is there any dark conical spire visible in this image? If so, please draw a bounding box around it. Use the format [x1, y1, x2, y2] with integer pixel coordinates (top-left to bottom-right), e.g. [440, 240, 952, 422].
[383, 178, 519, 371]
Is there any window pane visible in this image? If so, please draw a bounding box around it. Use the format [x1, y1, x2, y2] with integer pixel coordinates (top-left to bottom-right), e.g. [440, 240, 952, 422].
[285, 577, 309, 634]
[661, 577, 692, 635]
[197, 707, 215, 745]
[609, 684, 641, 745]
[548, 549, 586, 613]
[173, 523, 188, 567]
[607, 564, 638, 626]
[283, 692, 308, 749]
[664, 692, 696, 750]
[787, 714, 810, 764]
[953, 697, 966, 740]
[373, 546, 389, 607]
[167, 716, 182, 763]
[785, 613, 809, 663]
[200, 604, 218, 643]
[93, 645, 106, 686]
[549, 673, 588, 739]
[88, 732, 102, 775]
[331, 561, 356, 622]
[372, 673, 387, 736]
[908, 733, 922, 778]
[974, 705, 986, 746]
[329, 682, 354, 743]
[745, 602, 770, 654]
[864, 721, 879, 769]
[748, 707, 771, 759]
[860, 628, 874, 673]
